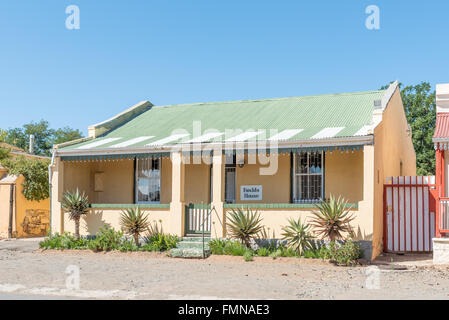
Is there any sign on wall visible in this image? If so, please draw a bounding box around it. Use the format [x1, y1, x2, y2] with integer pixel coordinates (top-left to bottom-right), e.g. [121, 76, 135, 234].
[240, 185, 262, 201]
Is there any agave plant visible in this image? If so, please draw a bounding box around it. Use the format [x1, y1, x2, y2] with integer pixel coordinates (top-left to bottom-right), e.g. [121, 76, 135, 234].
[120, 207, 149, 246]
[281, 218, 314, 255]
[310, 195, 355, 241]
[144, 220, 164, 240]
[61, 189, 89, 240]
[226, 208, 264, 248]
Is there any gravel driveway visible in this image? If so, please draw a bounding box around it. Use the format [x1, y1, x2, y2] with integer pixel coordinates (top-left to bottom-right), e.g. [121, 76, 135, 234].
[0, 238, 448, 300]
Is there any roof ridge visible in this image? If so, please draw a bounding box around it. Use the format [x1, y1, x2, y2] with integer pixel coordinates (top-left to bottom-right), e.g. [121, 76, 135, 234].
[152, 90, 385, 110]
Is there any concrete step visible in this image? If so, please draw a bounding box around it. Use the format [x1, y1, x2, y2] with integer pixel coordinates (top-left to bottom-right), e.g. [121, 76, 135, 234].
[182, 236, 212, 242]
[169, 247, 211, 258]
[176, 241, 210, 250]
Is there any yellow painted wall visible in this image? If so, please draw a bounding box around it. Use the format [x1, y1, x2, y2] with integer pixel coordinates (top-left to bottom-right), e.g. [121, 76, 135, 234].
[63, 207, 170, 235]
[0, 176, 50, 238]
[63, 157, 173, 205]
[63, 159, 134, 203]
[371, 88, 417, 257]
[184, 161, 211, 204]
[223, 208, 364, 240]
[14, 175, 50, 238]
[325, 150, 364, 203]
[161, 157, 172, 204]
[0, 182, 14, 238]
[231, 152, 363, 204]
[235, 153, 291, 203]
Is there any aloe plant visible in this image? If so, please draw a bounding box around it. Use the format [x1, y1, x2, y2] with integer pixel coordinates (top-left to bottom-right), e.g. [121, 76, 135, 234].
[310, 195, 355, 241]
[226, 208, 264, 248]
[61, 189, 89, 240]
[281, 217, 313, 255]
[120, 207, 149, 246]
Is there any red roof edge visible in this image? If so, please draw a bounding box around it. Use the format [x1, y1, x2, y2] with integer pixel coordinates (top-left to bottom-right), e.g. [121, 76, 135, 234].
[433, 113, 449, 140]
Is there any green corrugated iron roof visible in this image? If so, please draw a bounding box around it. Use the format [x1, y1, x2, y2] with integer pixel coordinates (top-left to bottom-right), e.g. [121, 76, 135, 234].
[60, 89, 385, 152]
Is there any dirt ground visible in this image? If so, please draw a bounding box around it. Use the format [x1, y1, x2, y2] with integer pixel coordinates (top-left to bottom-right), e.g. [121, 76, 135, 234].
[0, 238, 448, 300]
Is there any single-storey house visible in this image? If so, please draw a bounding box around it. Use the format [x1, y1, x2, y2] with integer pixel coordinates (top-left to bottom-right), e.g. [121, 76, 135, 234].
[49, 81, 416, 259]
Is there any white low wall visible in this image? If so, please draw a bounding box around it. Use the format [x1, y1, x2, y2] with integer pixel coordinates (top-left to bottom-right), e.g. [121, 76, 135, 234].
[62, 208, 171, 236]
[433, 238, 449, 265]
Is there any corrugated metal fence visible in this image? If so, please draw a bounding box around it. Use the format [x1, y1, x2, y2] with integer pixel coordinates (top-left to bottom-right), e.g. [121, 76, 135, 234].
[384, 176, 436, 252]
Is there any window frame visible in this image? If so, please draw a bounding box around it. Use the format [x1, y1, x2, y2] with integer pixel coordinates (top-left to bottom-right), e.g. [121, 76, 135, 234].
[292, 152, 325, 203]
[134, 157, 161, 204]
[224, 154, 236, 204]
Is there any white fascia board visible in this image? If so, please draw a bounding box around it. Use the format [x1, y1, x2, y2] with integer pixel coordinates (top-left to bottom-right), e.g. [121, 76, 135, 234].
[55, 135, 373, 157]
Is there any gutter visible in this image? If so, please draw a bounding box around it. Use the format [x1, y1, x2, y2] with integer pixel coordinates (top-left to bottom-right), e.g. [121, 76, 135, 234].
[53, 135, 374, 157]
[48, 150, 56, 234]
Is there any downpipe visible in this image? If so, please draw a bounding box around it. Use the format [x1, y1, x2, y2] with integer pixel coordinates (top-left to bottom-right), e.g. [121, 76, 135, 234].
[48, 150, 56, 235]
[8, 184, 14, 238]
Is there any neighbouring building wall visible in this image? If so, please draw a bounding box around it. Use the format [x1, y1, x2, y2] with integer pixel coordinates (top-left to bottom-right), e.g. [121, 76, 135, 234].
[14, 175, 50, 238]
[0, 182, 14, 238]
[372, 88, 417, 257]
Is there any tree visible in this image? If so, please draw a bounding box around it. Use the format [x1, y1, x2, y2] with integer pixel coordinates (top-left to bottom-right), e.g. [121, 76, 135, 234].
[2, 120, 83, 157]
[1, 156, 51, 201]
[0, 129, 7, 141]
[382, 82, 436, 175]
[52, 127, 83, 145]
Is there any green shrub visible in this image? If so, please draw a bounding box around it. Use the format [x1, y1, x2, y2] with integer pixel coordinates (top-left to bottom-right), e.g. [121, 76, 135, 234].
[209, 239, 226, 255]
[303, 249, 321, 259]
[143, 233, 179, 252]
[327, 240, 362, 266]
[279, 247, 298, 257]
[39, 232, 89, 250]
[223, 240, 248, 256]
[256, 247, 270, 257]
[243, 250, 254, 262]
[88, 226, 124, 252]
[269, 250, 280, 260]
[119, 238, 138, 252]
[209, 239, 250, 256]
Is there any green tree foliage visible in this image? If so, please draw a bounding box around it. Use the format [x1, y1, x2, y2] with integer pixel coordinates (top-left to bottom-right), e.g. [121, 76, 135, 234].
[1, 156, 50, 201]
[0, 120, 83, 156]
[382, 82, 436, 175]
[0, 147, 10, 161]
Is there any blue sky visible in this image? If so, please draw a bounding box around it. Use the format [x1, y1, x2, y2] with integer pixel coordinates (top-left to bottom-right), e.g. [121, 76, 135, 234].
[0, 0, 448, 135]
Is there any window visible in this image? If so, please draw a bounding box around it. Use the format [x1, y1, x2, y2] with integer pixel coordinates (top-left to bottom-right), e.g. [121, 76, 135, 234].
[135, 158, 160, 203]
[293, 152, 324, 202]
[225, 154, 236, 204]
